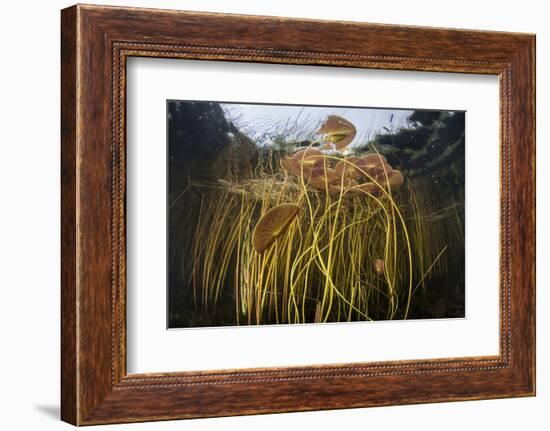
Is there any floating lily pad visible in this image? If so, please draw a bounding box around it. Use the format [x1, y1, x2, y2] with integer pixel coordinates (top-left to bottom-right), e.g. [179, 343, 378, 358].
[334, 156, 363, 181]
[292, 148, 324, 167]
[316, 116, 357, 150]
[388, 170, 404, 190]
[252, 203, 300, 253]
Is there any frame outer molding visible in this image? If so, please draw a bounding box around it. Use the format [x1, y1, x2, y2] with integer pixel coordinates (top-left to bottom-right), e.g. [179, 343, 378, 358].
[61, 4, 535, 426]
[61, 5, 79, 424]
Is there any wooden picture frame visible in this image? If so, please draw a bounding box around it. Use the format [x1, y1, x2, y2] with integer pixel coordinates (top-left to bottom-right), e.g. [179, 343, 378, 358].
[61, 4, 536, 425]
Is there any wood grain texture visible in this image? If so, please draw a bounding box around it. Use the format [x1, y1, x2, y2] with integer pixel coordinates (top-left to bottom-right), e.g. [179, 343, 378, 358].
[60, 4, 536, 425]
[60, 5, 78, 425]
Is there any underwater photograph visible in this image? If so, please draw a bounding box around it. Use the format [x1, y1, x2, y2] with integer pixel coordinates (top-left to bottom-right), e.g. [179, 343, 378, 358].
[167, 100, 466, 328]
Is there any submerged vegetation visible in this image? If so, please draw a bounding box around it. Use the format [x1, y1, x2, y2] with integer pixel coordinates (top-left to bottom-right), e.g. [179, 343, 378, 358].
[168, 102, 465, 327]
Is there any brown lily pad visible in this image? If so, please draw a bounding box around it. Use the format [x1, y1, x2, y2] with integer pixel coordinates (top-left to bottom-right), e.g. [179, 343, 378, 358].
[311, 165, 340, 184]
[365, 163, 394, 181]
[252, 203, 300, 253]
[280, 156, 314, 180]
[292, 148, 324, 167]
[387, 170, 404, 190]
[334, 156, 363, 181]
[308, 174, 343, 194]
[316, 116, 357, 150]
[351, 182, 380, 196]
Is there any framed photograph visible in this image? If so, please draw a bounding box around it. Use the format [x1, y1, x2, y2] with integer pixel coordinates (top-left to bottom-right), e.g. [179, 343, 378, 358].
[61, 4, 535, 425]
